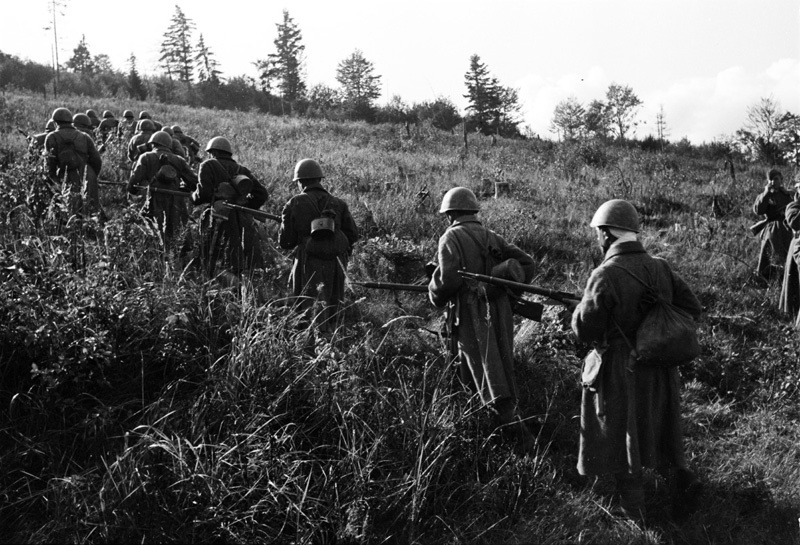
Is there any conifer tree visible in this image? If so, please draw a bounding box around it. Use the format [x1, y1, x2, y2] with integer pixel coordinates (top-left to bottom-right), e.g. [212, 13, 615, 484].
[194, 34, 222, 84]
[127, 53, 147, 100]
[256, 10, 306, 107]
[65, 35, 95, 74]
[159, 5, 195, 83]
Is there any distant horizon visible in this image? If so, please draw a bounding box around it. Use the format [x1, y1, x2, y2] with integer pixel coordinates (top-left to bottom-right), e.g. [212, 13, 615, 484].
[2, 0, 798, 144]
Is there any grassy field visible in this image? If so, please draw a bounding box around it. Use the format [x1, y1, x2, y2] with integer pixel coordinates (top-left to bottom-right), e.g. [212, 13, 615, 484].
[0, 91, 799, 544]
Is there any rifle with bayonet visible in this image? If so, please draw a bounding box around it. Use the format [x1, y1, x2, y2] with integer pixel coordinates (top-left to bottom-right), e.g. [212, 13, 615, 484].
[458, 270, 581, 307]
[217, 202, 280, 223]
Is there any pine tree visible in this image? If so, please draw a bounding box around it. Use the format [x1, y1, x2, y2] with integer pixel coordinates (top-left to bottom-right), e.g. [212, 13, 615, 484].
[65, 35, 95, 74]
[256, 10, 306, 108]
[463, 54, 501, 135]
[127, 54, 147, 100]
[194, 34, 221, 84]
[159, 5, 195, 83]
[336, 49, 381, 119]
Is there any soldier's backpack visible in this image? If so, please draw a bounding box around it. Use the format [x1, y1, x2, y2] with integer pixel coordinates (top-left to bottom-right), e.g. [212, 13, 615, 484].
[57, 133, 85, 170]
[153, 152, 178, 186]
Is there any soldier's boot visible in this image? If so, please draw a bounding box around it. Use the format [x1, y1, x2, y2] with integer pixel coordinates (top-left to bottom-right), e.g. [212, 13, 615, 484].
[613, 471, 645, 520]
[494, 398, 536, 455]
[669, 467, 703, 518]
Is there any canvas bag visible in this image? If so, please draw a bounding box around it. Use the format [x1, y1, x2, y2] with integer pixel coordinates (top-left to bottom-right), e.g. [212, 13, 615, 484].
[57, 133, 85, 170]
[610, 262, 700, 366]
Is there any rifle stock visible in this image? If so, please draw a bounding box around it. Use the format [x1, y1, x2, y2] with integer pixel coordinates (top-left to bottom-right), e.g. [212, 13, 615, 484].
[458, 270, 580, 306]
[749, 218, 769, 236]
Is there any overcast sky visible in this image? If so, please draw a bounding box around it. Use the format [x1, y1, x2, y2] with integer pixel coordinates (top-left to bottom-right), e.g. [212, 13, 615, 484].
[2, 0, 798, 143]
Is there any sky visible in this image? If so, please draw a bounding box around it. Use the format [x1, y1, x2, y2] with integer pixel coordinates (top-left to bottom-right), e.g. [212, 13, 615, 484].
[2, 0, 798, 143]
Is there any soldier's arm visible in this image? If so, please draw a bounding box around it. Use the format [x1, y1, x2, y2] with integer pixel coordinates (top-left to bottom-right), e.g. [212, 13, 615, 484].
[571, 270, 616, 344]
[191, 161, 214, 205]
[278, 202, 298, 250]
[243, 167, 268, 209]
[339, 203, 360, 247]
[785, 198, 800, 232]
[87, 138, 103, 174]
[428, 235, 463, 308]
[127, 156, 150, 194]
[752, 189, 771, 216]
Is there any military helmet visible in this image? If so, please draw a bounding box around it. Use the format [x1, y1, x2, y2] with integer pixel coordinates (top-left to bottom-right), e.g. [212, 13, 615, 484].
[293, 158, 324, 181]
[590, 199, 640, 233]
[162, 126, 174, 136]
[149, 131, 173, 148]
[45, 119, 56, 132]
[86, 109, 99, 119]
[73, 113, 92, 127]
[137, 119, 156, 132]
[768, 168, 783, 181]
[439, 186, 479, 213]
[205, 136, 232, 154]
[139, 110, 151, 120]
[123, 109, 134, 119]
[171, 125, 183, 134]
[52, 107, 73, 124]
[102, 110, 114, 118]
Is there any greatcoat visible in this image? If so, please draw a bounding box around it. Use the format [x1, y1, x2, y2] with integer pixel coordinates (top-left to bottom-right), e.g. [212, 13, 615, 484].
[428, 215, 535, 406]
[753, 187, 793, 278]
[44, 125, 103, 215]
[279, 182, 359, 328]
[780, 196, 800, 326]
[571, 240, 702, 476]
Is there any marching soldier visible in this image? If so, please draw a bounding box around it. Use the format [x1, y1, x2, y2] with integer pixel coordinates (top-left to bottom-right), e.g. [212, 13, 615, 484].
[191, 136, 268, 277]
[29, 119, 56, 159]
[752, 168, 792, 280]
[86, 109, 101, 130]
[570, 199, 703, 519]
[161, 126, 187, 159]
[117, 110, 137, 141]
[73, 113, 96, 141]
[172, 125, 201, 166]
[127, 131, 197, 246]
[279, 159, 359, 332]
[138, 110, 163, 131]
[44, 107, 103, 215]
[97, 110, 119, 143]
[127, 119, 156, 164]
[428, 186, 536, 453]
[780, 174, 800, 326]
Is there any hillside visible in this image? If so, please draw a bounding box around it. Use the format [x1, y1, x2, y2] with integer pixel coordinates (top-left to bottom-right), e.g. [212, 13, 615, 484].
[0, 92, 798, 544]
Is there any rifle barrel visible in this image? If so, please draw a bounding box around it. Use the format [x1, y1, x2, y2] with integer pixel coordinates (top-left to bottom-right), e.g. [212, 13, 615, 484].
[458, 270, 579, 301]
[222, 202, 280, 222]
[133, 185, 192, 197]
[353, 281, 428, 293]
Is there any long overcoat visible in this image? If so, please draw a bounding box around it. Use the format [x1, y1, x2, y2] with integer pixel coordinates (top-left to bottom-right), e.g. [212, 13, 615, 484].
[192, 157, 269, 275]
[571, 240, 702, 476]
[753, 187, 793, 277]
[428, 215, 535, 406]
[279, 183, 359, 326]
[44, 125, 103, 215]
[780, 197, 800, 326]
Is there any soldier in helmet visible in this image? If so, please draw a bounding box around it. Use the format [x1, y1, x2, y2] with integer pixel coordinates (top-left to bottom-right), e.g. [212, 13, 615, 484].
[279, 158, 360, 332]
[172, 125, 201, 166]
[428, 186, 537, 453]
[44, 107, 103, 214]
[138, 110, 163, 131]
[780, 173, 800, 326]
[127, 119, 156, 164]
[569, 199, 703, 520]
[752, 168, 793, 281]
[73, 113, 96, 141]
[191, 136, 269, 277]
[29, 119, 56, 159]
[161, 126, 187, 159]
[117, 110, 137, 141]
[97, 110, 119, 144]
[86, 109, 101, 130]
[127, 130, 197, 246]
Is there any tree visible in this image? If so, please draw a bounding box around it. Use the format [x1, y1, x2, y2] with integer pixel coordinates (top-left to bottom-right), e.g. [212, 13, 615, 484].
[735, 97, 799, 165]
[550, 96, 586, 140]
[413, 97, 462, 132]
[336, 49, 381, 120]
[93, 54, 114, 74]
[605, 83, 642, 140]
[194, 34, 222, 84]
[256, 10, 306, 111]
[127, 54, 147, 100]
[463, 54, 500, 135]
[65, 35, 95, 74]
[655, 104, 669, 144]
[496, 85, 523, 137]
[306, 83, 342, 119]
[584, 99, 610, 138]
[159, 5, 195, 83]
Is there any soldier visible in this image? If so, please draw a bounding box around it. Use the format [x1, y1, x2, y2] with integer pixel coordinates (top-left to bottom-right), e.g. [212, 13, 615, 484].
[427, 186, 536, 452]
[44, 107, 103, 215]
[127, 130, 197, 245]
[139, 110, 163, 131]
[752, 168, 792, 280]
[161, 126, 187, 159]
[97, 110, 119, 143]
[127, 119, 156, 164]
[73, 113, 96, 141]
[117, 110, 137, 141]
[172, 125, 201, 166]
[191, 136, 269, 277]
[279, 158, 359, 332]
[780, 174, 800, 326]
[86, 109, 101, 130]
[570, 199, 703, 520]
[29, 119, 56, 159]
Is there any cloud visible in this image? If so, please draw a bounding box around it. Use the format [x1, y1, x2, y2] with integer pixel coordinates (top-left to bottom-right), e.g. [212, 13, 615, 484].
[517, 59, 800, 143]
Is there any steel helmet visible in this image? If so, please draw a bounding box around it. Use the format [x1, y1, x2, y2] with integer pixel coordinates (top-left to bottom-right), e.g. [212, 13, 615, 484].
[52, 107, 73, 124]
[171, 125, 183, 134]
[73, 113, 92, 127]
[86, 109, 99, 119]
[439, 186, 479, 213]
[123, 110, 134, 119]
[139, 110, 151, 120]
[205, 136, 232, 154]
[162, 126, 174, 136]
[137, 119, 155, 132]
[293, 158, 324, 181]
[590, 199, 640, 233]
[45, 119, 56, 132]
[102, 110, 114, 118]
[768, 168, 783, 181]
[149, 131, 173, 148]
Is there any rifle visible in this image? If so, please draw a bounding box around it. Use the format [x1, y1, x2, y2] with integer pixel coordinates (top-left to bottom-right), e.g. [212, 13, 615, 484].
[750, 218, 769, 236]
[219, 202, 280, 223]
[132, 185, 192, 197]
[458, 270, 581, 307]
[98, 179, 127, 186]
[16, 127, 31, 141]
[353, 281, 428, 292]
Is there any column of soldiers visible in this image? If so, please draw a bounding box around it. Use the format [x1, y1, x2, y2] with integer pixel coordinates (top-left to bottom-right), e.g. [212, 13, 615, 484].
[35, 104, 710, 523]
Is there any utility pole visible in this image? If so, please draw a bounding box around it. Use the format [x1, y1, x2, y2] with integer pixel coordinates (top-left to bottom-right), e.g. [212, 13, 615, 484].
[48, 0, 62, 99]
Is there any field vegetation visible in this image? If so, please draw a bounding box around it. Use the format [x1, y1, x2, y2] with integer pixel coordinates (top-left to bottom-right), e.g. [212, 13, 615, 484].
[0, 92, 798, 544]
